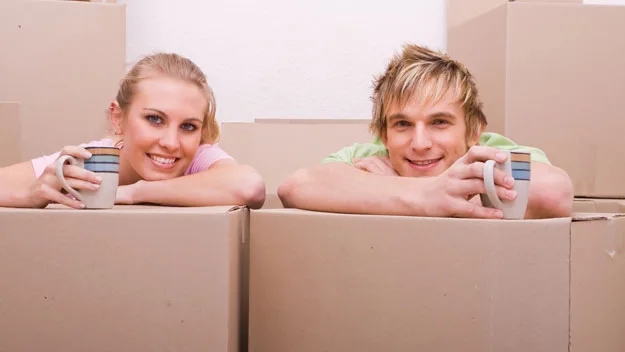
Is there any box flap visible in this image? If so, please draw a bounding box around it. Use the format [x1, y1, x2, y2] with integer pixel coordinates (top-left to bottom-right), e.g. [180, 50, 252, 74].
[572, 212, 625, 222]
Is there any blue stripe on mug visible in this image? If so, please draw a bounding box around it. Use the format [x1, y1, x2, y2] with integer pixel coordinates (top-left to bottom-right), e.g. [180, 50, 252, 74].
[84, 163, 120, 173]
[511, 169, 530, 180]
[511, 161, 531, 171]
[86, 155, 120, 163]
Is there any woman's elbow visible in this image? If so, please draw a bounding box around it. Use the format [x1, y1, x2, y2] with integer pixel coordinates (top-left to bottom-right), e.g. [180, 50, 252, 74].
[235, 167, 266, 209]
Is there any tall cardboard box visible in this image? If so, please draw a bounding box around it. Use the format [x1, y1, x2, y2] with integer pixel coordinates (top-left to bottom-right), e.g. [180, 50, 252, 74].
[0, 102, 21, 167]
[219, 121, 373, 208]
[0, 205, 249, 352]
[447, 1, 625, 197]
[249, 210, 625, 351]
[0, 1, 126, 160]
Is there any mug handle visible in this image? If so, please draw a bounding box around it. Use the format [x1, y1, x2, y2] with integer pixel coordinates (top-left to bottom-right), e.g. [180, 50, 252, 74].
[483, 159, 504, 209]
[54, 155, 84, 201]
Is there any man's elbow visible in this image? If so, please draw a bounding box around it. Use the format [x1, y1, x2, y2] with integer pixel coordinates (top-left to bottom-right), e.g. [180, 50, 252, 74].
[533, 168, 574, 218]
[278, 168, 310, 208]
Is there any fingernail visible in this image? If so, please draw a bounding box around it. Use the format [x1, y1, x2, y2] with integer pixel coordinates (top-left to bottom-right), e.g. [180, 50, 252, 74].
[95, 176, 103, 183]
[79, 203, 86, 209]
[505, 176, 515, 187]
[495, 210, 504, 218]
[92, 183, 100, 190]
[507, 190, 517, 199]
[496, 152, 507, 161]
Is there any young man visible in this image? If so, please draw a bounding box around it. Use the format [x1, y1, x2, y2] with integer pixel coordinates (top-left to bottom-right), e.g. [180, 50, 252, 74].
[278, 44, 573, 219]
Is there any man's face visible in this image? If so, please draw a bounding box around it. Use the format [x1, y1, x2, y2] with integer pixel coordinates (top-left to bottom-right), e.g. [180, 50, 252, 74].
[382, 89, 477, 177]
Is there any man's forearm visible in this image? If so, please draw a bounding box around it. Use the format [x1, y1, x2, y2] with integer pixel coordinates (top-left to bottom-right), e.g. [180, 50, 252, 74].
[278, 163, 431, 216]
[525, 162, 574, 219]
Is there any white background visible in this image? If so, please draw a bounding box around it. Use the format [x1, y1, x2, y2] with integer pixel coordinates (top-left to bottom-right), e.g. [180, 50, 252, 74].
[118, 0, 624, 123]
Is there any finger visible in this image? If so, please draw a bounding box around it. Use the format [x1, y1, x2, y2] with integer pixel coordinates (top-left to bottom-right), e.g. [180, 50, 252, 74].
[63, 165, 102, 185]
[457, 162, 514, 189]
[370, 157, 393, 175]
[59, 145, 92, 159]
[455, 201, 504, 219]
[63, 177, 101, 192]
[454, 179, 516, 201]
[463, 146, 508, 164]
[39, 184, 85, 209]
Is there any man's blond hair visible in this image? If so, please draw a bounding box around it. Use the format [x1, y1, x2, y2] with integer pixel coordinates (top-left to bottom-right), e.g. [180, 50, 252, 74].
[370, 44, 487, 143]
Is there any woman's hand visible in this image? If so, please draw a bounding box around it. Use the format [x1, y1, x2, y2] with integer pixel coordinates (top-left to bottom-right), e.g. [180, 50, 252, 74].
[26, 145, 102, 209]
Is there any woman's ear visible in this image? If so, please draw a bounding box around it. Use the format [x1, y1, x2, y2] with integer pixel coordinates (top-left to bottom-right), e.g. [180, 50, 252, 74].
[109, 101, 124, 136]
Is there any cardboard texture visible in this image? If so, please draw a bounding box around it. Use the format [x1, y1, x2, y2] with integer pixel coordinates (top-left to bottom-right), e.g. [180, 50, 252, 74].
[0, 102, 21, 167]
[448, 1, 625, 197]
[254, 118, 370, 124]
[0, 1, 126, 160]
[0, 205, 249, 352]
[248, 209, 625, 351]
[219, 122, 372, 196]
[573, 198, 625, 213]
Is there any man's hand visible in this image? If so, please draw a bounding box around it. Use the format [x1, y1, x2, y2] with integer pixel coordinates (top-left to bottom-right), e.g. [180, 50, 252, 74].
[423, 146, 517, 219]
[353, 156, 398, 176]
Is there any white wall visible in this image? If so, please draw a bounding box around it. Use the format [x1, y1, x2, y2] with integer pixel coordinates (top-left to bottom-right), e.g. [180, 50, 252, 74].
[120, 0, 624, 124]
[120, 0, 446, 123]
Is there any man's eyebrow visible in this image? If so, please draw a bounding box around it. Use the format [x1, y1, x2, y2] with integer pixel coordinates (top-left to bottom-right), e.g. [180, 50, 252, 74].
[388, 113, 408, 123]
[428, 111, 457, 120]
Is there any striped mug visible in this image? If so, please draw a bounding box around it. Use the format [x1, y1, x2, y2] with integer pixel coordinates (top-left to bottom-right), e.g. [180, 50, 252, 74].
[55, 146, 120, 209]
[480, 151, 531, 220]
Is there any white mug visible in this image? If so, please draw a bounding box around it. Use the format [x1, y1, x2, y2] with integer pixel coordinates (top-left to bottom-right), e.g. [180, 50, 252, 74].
[480, 151, 531, 220]
[54, 146, 120, 209]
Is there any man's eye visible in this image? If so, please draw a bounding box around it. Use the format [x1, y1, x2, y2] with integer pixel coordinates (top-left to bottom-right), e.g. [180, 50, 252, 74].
[396, 121, 411, 128]
[433, 119, 448, 126]
[181, 123, 197, 132]
[146, 115, 163, 124]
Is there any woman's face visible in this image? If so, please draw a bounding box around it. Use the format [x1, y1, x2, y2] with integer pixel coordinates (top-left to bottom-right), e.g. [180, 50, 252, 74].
[113, 74, 207, 184]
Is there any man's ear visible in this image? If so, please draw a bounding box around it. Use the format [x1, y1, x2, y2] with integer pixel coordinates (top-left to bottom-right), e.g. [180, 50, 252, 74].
[467, 123, 486, 147]
[109, 101, 124, 135]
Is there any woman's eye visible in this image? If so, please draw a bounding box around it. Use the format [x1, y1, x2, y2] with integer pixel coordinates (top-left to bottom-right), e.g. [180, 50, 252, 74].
[146, 115, 163, 124]
[181, 123, 198, 132]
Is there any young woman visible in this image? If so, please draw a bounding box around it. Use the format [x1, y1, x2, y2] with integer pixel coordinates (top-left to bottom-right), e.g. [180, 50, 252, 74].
[0, 53, 266, 209]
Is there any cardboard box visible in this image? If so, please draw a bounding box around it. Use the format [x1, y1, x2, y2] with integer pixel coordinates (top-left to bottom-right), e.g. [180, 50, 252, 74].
[447, 1, 625, 197]
[219, 122, 372, 198]
[248, 209, 625, 351]
[573, 198, 625, 213]
[0, 102, 21, 167]
[0, 205, 249, 352]
[0, 1, 126, 160]
[254, 118, 370, 124]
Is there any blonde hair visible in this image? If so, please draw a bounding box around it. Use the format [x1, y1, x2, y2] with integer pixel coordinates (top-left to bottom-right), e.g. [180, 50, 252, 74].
[370, 44, 486, 143]
[114, 53, 219, 144]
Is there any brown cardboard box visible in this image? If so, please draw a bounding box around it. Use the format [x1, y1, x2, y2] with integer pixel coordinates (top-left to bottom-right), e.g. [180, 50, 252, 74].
[0, 1, 125, 160]
[447, 1, 625, 197]
[0, 102, 21, 167]
[573, 198, 625, 213]
[248, 210, 625, 351]
[219, 122, 373, 199]
[0, 205, 249, 352]
[254, 118, 370, 124]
